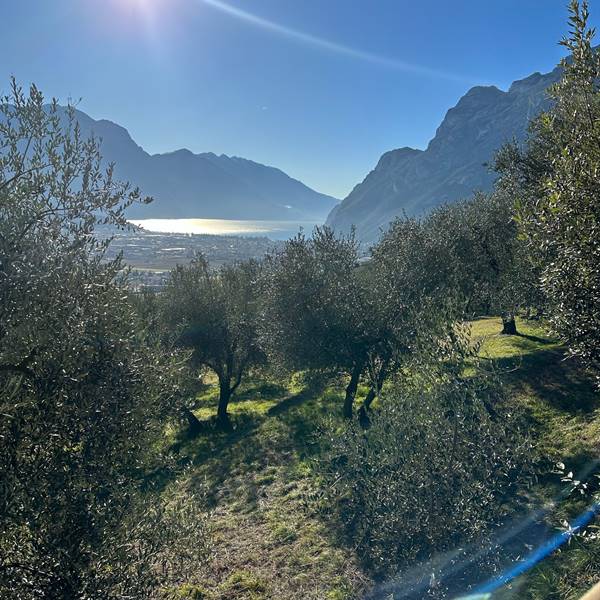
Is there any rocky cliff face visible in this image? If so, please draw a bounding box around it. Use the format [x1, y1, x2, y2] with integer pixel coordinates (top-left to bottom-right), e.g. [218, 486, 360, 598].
[326, 66, 562, 242]
[65, 109, 338, 221]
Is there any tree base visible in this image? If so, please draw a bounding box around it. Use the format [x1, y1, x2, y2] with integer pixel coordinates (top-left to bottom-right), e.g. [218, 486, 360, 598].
[501, 317, 518, 335]
[358, 405, 371, 428]
[185, 409, 203, 439]
[215, 414, 233, 432]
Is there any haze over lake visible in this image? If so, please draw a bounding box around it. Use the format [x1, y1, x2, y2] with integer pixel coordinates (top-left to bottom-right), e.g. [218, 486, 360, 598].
[130, 219, 321, 240]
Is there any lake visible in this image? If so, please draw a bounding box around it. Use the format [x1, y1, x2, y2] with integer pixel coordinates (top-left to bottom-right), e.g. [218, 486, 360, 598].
[129, 218, 322, 240]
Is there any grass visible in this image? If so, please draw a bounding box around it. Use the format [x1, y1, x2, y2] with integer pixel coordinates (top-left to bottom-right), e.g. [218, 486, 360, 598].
[472, 316, 600, 462]
[472, 316, 561, 355]
[472, 317, 600, 600]
[167, 378, 366, 600]
[161, 316, 599, 600]
[192, 380, 286, 421]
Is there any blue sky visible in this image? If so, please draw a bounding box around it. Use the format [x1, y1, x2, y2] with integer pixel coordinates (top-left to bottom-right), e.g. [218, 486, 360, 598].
[0, 0, 590, 198]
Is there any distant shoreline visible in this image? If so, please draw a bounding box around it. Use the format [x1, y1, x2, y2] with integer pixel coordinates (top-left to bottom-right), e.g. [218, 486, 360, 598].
[129, 218, 321, 240]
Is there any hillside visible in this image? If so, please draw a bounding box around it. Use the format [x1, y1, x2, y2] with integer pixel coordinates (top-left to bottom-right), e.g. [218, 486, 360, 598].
[162, 317, 600, 599]
[63, 108, 338, 221]
[326, 67, 561, 242]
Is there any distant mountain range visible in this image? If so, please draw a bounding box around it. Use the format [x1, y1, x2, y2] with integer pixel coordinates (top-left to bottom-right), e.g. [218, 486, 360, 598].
[66, 108, 338, 221]
[326, 63, 562, 241]
[52, 56, 562, 234]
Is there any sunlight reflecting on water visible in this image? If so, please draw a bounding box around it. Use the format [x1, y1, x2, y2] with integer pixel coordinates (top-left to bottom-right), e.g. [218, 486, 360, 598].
[129, 218, 320, 240]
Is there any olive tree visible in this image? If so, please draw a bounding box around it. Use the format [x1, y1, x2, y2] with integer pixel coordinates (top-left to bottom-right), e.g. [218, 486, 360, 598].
[130, 287, 204, 437]
[161, 256, 265, 429]
[364, 215, 469, 420]
[262, 227, 390, 419]
[319, 350, 533, 588]
[496, 0, 600, 374]
[0, 80, 196, 599]
[429, 191, 541, 334]
[378, 192, 540, 338]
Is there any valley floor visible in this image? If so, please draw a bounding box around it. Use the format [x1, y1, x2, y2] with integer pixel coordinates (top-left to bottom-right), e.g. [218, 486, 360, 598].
[163, 317, 600, 600]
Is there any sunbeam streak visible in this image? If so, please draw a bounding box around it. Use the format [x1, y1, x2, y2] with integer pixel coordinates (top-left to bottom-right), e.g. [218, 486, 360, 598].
[198, 0, 478, 84]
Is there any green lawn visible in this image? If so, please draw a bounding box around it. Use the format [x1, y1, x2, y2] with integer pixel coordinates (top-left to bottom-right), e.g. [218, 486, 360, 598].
[473, 316, 600, 461]
[162, 316, 600, 600]
[473, 317, 600, 600]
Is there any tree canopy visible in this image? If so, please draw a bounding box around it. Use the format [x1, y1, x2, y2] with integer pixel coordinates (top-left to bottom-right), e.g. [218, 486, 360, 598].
[161, 255, 265, 428]
[496, 0, 600, 375]
[0, 80, 192, 599]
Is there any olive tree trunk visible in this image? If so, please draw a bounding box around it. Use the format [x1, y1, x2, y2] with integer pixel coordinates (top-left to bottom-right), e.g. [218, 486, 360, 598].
[216, 375, 233, 430]
[501, 315, 518, 335]
[358, 360, 389, 426]
[343, 362, 363, 419]
[184, 408, 202, 438]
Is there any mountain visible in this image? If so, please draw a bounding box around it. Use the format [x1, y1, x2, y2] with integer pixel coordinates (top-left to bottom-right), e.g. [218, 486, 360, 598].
[326, 65, 562, 242]
[67, 108, 338, 221]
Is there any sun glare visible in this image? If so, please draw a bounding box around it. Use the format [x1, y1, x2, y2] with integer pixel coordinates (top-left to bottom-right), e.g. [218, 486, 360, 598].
[97, 0, 178, 46]
[108, 0, 169, 23]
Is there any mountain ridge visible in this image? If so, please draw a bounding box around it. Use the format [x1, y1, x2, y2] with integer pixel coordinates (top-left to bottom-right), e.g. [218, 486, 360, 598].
[64, 108, 338, 221]
[325, 64, 562, 241]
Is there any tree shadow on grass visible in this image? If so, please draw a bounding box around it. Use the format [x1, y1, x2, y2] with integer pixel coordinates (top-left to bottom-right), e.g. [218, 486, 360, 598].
[169, 382, 331, 506]
[514, 331, 556, 345]
[495, 347, 599, 415]
[232, 381, 288, 403]
[492, 344, 600, 489]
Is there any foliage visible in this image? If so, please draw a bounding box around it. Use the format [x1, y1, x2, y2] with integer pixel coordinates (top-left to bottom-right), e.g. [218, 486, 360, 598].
[161, 255, 266, 428]
[319, 339, 534, 587]
[261, 228, 363, 370]
[93, 482, 211, 599]
[516, 462, 600, 600]
[261, 227, 388, 418]
[441, 191, 542, 327]
[371, 214, 468, 364]
[379, 192, 542, 336]
[0, 80, 198, 598]
[497, 0, 600, 374]
[262, 225, 463, 419]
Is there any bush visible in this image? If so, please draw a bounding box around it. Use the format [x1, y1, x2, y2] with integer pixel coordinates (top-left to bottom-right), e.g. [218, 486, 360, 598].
[0, 80, 201, 598]
[319, 367, 533, 586]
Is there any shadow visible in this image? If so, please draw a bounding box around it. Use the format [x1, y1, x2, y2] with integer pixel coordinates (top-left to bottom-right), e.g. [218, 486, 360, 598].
[233, 381, 287, 403]
[494, 347, 600, 415]
[267, 388, 314, 416]
[514, 332, 556, 345]
[164, 383, 329, 506]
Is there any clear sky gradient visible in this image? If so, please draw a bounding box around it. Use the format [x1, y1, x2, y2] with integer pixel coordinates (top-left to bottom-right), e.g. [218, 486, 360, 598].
[1, 0, 592, 198]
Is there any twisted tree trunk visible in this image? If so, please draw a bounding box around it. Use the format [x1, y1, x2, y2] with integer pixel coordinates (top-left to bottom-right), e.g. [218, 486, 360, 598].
[501, 315, 518, 335]
[343, 362, 363, 419]
[358, 360, 388, 426]
[216, 376, 233, 430]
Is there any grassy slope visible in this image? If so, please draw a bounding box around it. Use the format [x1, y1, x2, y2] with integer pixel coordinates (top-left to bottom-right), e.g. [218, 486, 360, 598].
[168, 380, 369, 600]
[472, 317, 600, 600]
[167, 317, 599, 600]
[472, 317, 600, 463]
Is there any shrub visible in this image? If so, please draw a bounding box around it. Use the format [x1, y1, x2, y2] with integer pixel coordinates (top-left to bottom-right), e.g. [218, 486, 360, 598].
[319, 367, 533, 586]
